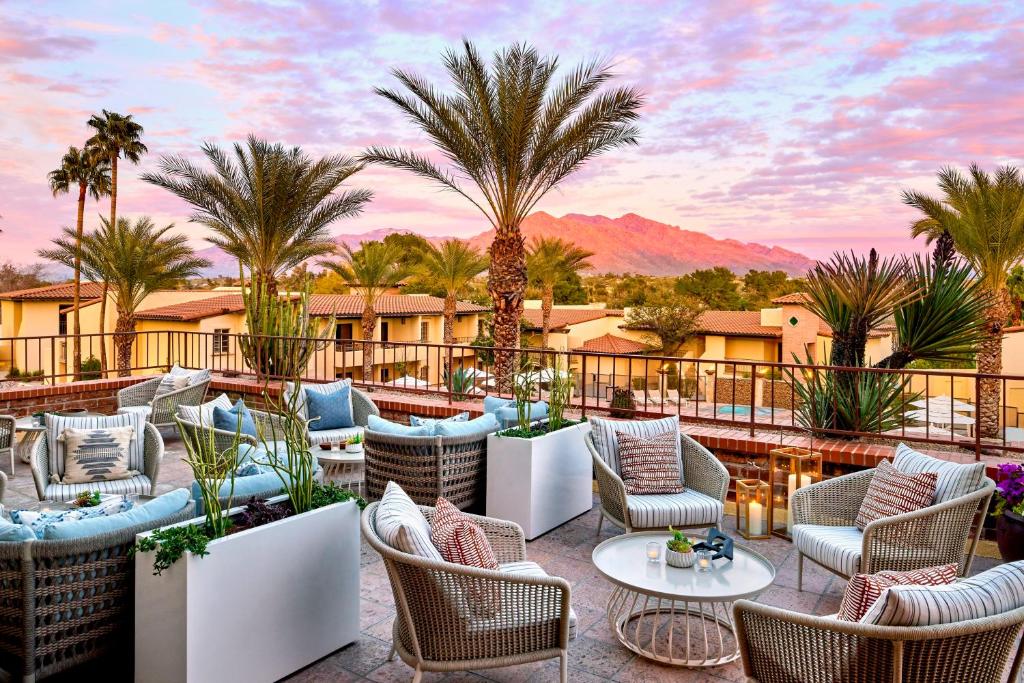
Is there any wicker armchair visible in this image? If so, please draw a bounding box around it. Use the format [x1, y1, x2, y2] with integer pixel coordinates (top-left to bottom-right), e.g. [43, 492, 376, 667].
[283, 381, 379, 446]
[362, 502, 574, 683]
[117, 375, 211, 429]
[176, 406, 288, 453]
[586, 430, 729, 534]
[790, 469, 995, 588]
[0, 415, 14, 476]
[29, 421, 164, 502]
[734, 599, 1024, 683]
[364, 430, 489, 510]
[0, 503, 194, 682]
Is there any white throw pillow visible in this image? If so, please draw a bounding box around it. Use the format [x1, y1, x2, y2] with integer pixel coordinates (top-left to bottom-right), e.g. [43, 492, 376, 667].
[892, 444, 986, 503]
[376, 481, 442, 561]
[177, 393, 233, 427]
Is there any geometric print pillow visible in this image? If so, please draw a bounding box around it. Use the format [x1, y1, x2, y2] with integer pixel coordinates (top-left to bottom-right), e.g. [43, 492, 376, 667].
[60, 425, 138, 484]
[616, 430, 685, 495]
[588, 415, 681, 478]
[855, 459, 937, 530]
[430, 496, 498, 569]
[838, 563, 957, 621]
[45, 411, 144, 483]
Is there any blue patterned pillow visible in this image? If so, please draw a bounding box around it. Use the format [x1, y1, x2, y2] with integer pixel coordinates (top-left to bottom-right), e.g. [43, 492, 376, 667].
[409, 412, 469, 433]
[11, 497, 134, 538]
[305, 385, 354, 431]
[212, 399, 258, 438]
[434, 413, 500, 438]
[367, 414, 431, 436]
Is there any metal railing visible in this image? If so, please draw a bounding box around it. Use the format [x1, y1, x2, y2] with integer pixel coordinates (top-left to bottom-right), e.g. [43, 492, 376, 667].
[0, 330, 1019, 461]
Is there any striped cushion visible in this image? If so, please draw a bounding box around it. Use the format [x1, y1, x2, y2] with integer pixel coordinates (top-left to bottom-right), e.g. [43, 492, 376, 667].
[793, 524, 863, 577]
[306, 426, 363, 446]
[376, 481, 442, 561]
[169, 364, 211, 386]
[44, 475, 152, 501]
[892, 444, 986, 503]
[153, 373, 189, 400]
[285, 379, 352, 421]
[617, 430, 684, 495]
[838, 564, 957, 621]
[45, 412, 144, 482]
[855, 459, 937, 530]
[861, 561, 1024, 626]
[588, 416, 680, 478]
[117, 405, 152, 419]
[177, 394, 233, 426]
[625, 489, 723, 529]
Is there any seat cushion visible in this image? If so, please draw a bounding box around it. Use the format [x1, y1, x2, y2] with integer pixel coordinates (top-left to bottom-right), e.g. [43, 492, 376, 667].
[42, 488, 191, 540]
[855, 459, 937, 530]
[494, 561, 578, 640]
[117, 405, 152, 419]
[178, 393, 233, 427]
[305, 384, 354, 430]
[617, 429, 685, 495]
[625, 489, 722, 529]
[376, 481, 442, 561]
[588, 415, 680, 477]
[793, 524, 863, 578]
[892, 444, 986, 503]
[307, 426, 364, 446]
[44, 475, 153, 502]
[838, 564, 957, 621]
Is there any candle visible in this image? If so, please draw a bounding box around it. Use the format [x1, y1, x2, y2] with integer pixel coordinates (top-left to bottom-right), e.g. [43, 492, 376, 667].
[698, 557, 710, 569]
[749, 500, 763, 536]
[646, 541, 660, 563]
[787, 473, 811, 533]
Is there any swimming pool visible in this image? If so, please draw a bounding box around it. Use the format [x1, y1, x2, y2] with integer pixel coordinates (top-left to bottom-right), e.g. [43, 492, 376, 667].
[716, 405, 773, 417]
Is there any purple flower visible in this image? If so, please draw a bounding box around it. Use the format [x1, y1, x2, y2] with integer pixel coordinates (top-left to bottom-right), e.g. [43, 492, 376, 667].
[995, 463, 1024, 509]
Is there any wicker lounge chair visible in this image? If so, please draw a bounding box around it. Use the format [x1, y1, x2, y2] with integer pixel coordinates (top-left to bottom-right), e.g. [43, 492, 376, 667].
[734, 599, 1024, 683]
[283, 381, 379, 446]
[0, 503, 193, 682]
[0, 415, 13, 477]
[364, 429, 490, 510]
[117, 374, 211, 429]
[362, 501, 574, 682]
[586, 419, 728, 534]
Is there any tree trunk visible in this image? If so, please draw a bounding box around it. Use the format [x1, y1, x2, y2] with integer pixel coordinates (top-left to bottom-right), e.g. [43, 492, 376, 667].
[443, 294, 456, 345]
[540, 286, 554, 349]
[72, 182, 86, 380]
[114, 312, 135, 378]
[977, 290, 1011, 439]
[99, 282, 109, 375]
[109, 153, 118, 228]
[488, 226, 527, 391]
[102, 152, 118, 378]
[361, 306, 376, 382]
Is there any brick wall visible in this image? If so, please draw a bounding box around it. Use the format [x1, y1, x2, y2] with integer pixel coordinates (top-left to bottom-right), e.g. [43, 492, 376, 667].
[0, 377, 146, 416]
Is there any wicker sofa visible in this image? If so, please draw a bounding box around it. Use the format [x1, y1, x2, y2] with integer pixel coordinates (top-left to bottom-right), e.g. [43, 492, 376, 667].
[734, 599, 1024, 683]
[362, 501, 574, 682]
[0, 504, 193, 682]
[116, 373, 211, 429]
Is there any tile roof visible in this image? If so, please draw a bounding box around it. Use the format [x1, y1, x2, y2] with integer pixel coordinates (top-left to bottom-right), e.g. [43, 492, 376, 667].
[694, 311, 782, 338]
[0, 281, 106, 301]
[573, 334, 648, 354]
[520, 308, 624, 331]
[136, 293, 488, 322]
[771, 292, 810, 305]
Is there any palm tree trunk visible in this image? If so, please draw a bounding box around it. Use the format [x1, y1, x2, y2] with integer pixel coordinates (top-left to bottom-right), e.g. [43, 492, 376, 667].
[109, 154, 118, 227]
[978, 290, 1010, 439]
[541, 286, 554, 349]
[443, 293, 456, 380]
[72, 182, 86, 380]
[488, 226, 526, 391]
[114, 311, 136, 377]
[361, 307, 376, 382]
[99, 282, 109, 375]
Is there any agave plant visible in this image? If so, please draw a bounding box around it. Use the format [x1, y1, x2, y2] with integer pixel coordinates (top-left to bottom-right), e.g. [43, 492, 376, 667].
[792, 364, 916, 435]
[443, 366, 476, 400]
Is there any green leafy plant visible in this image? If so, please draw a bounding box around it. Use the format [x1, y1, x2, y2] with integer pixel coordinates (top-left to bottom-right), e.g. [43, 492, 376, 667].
[176, 413, 240, 538]
[73, 490, 102, 507]
[547, 356, 575, 432]
[666, 526, 693, 553]
[512, 363, 538, 431]
[609, 387, 635, 418]
[80, 355, 102, 380]
[255, 381, 320, 515]
[444, 366, 476, 400]
[789, 362, 916, 436]
[310, 481, 367, 510]
[132, 525, 211, 576]
[346, 433, 362, 446]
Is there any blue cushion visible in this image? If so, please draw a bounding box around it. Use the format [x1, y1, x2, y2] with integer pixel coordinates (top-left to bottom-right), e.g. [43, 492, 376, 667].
[42, 488, 191, 540]
[434, 412, 500, 438]
[495, 401, 549, 428]
[367, 414, 431, 437]
[0, 518, 36, 542]
[212, 400, 258, 438]
[305, 385, 354, 431]
[236, 441, 290, 465]
[483, 396, 512, 414]
[409, 412, 469, 433]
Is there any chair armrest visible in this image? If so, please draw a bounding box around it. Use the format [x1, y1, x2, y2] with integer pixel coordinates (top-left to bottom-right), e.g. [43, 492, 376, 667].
[587, 433, 629, 526]
[0, 415, 14, 450]
[151, 380, 210, 423]
[142, 423, 164, 494]
[30, 434, 50, 500]
[791, 468, 874, 527]
[681, 433, 729, 502]
[0, 469, 6, 502]
[118, 376, 162, 408]
[352, 387, 380, 426]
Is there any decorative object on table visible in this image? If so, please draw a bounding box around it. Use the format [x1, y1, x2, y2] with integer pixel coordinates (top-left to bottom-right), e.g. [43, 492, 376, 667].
[319, 442, 333, 451]
[736, 479, 770, 539]
[73, 490, 102, 508]
[344, 433, 363, 454]
[694, 549, 714, 572]
[645, 541, 661, 563]
[664, 526, 695, 568]
[32, 412, 44, 427]
[768, 445, 822, 539]
[692, 527, 734, 561]
[993, 462, 1024, 562]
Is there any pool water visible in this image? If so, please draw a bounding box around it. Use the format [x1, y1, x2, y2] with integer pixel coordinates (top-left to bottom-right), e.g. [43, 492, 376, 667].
[717, 405, 773, 417]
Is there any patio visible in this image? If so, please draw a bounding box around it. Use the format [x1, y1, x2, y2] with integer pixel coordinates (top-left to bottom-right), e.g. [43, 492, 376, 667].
[0, 430, 1003, 683]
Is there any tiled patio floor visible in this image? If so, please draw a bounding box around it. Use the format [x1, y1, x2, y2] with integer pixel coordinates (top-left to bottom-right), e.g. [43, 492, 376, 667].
[0, 431, 1001, 683]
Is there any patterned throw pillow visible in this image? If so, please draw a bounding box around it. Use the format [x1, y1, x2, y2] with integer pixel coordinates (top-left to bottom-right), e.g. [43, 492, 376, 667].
[838, 564, 957, 621]
[60, 426, 138, 484]
[409, 412, 469, 431]
[616, 430, 685, 495]
[152, 373, 189, 402]
[304, 385, 354, 431]
[11, 496, 133, 537]
[376, 481, 442, 560]
[855, 459, 937, 530]
[430, 496, 499, 569]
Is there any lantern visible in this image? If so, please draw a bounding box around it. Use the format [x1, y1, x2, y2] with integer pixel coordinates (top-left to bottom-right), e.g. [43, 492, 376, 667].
[768, 446, 822, 540]
[735, 479, 770, 539]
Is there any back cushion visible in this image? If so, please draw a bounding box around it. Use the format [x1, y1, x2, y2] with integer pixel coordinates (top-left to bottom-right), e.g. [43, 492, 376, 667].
[892, 444, 986, 503]
[434, 413, 499, 438]
[46, 412, 144, 482]
[838, 564, 957, 622]
[367, 414, 432, 437]
[178, 393, 233, 427]
[860, 561, 1024, 626]
[588, 415, 680, 476]
[375, 481, 442, 560]
[61, 425, 138, 484]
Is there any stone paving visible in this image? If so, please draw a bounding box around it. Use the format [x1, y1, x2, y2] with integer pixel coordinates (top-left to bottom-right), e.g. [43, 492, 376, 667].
[0, 430, 1001, 683]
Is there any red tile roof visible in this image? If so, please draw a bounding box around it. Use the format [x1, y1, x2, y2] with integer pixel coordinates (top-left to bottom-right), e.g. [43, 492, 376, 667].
[0, 281, 106, 301]
[573, 334, 648, 354]
[771, 292, 810, 305]
[520, 308, 623, 331]
[694, 311, 782, 338]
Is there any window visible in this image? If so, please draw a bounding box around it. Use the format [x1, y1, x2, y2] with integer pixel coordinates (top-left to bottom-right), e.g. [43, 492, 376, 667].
[380, 322, 390, 342]
[212, 328, 230, 354]
[335, 371, 354, 380]
[380, 367, 391, 383]
[418, 366, 429, 380]
[335, 323, 354, 350]
[420, 321, 430, 342]
[58, 311, 68, 336]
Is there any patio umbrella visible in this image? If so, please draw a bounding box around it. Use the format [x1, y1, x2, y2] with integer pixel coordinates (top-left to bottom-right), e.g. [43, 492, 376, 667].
[904, 408, 974, 425]
[534, 367, 571, 382]
[908, 396, 975, 413]
[459, 367, 492, 380]
[384, 375, 429, 388]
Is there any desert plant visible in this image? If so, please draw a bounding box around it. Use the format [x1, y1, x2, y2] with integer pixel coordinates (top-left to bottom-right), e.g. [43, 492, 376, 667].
[73, 490, 102, 508]
[415, 240, 488, 344]
[791, 363, 916, 436]
[547, 356, 575, 431]
[176, 413, 240, 538]
[609, 386, 635, 418]
[444, 366, 476, 400]
[252, 383, 320, 515]
[511, 364, 539, 431]
[666, 526, 693, 553]
[526, 237, 594, 348]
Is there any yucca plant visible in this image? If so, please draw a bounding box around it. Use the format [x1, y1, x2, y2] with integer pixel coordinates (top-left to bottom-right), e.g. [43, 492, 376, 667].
[792, 364, 915, 435]
[443, 366, 476, 400]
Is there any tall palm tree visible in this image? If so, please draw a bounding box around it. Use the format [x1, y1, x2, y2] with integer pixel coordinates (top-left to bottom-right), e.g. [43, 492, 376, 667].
[416, 240, 488, 344]
[47, 145, 110, 378]
[323, 241, 405, 381]
[86, 110, 147, 372]
[40, 217, 209, 376]
[362, 40, 642, 386]
[142, 135, 372, 295]
[903, 164, 1024, 438]
[526, 237, 594, 348]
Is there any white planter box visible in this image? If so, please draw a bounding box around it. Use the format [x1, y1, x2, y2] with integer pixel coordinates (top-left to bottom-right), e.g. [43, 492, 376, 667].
[486, 422, 592, 539]
[134, 497, 360, 683]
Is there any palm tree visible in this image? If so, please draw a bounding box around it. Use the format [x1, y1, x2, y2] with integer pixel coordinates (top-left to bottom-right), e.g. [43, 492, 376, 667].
[526, 237, 594, 348]
[323, 241, 405, 381]
[40, 217, 209, 376]
[142, 135, 372, 295]
[362, 40, 642, 386]
[86, 110, 147, 372]
[902, 164, 1024, 438]
[416, 240, 488, 344]
[47, 145, 110, 378]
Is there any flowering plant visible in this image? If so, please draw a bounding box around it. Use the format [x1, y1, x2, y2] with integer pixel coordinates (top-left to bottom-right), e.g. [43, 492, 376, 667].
[994, 463, 1024, 516]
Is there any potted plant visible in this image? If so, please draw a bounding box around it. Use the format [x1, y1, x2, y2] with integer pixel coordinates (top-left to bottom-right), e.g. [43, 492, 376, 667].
[994, 463, 1024, 562]
[665, 526, 695, 568]
[345, 433, 363, 454]
[486, 358, 593, 539]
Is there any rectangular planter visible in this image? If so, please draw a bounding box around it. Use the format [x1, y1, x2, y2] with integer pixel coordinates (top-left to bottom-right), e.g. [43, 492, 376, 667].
[486, 422, 592, 539]
[134, 497, 360, 683]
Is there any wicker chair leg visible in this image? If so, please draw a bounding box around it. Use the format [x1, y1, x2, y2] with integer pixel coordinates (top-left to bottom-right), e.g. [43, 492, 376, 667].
[412, 665, 422, 683]
[560, 651, 568, 682]
[597, 513, 604, 535]
[388, 645, 395, 661]
[797, 552, 804, 592]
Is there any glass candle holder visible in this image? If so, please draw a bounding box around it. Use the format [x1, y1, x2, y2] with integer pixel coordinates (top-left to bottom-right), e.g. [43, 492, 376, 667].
[695, 549, 713, 572]
[645, 541, 661, 563]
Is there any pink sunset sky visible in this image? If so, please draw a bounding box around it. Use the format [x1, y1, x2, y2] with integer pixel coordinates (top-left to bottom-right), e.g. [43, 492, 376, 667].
[2, 0, 1022, 267]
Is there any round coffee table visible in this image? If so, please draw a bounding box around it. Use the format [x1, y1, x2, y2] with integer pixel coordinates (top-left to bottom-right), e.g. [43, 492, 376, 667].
[314, 449, 365, 495]
[14, 417, 46, 465]
[592, 531, 776, 668]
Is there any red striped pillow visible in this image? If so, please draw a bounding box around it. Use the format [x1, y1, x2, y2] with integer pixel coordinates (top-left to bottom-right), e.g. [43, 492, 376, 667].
[616, 430, 684, 495]
[855, 459, 937, 530]
[430, 496, 498, 570]
[838, 564, 958, 621]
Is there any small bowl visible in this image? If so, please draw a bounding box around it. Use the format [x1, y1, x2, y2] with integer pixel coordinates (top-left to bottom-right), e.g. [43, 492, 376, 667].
[318, 443, 333, 451]
[665, 547, 696, 569]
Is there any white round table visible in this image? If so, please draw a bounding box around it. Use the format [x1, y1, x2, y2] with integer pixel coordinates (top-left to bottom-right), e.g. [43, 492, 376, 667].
[592, 531, 776, 668]
[315, 449, 365, 495]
